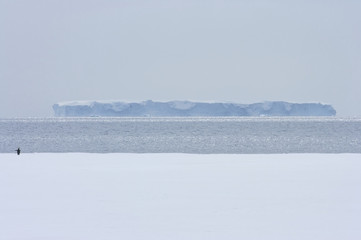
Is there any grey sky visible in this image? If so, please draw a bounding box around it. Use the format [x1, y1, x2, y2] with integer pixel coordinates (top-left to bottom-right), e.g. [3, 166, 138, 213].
[1, 0, 360, 117]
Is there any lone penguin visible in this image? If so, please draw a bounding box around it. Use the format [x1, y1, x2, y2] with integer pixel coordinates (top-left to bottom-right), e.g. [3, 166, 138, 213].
[16, 148, 21, 155]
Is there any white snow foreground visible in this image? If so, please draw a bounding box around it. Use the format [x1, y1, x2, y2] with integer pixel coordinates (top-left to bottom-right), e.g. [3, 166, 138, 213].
[53, 100, 336, 117]
[1, 153, 360, 240]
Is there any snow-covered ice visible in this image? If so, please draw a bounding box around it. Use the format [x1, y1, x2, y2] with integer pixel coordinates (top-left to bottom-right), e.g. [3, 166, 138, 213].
[52, 100, 336, 117]
[1, 153, 360, 240]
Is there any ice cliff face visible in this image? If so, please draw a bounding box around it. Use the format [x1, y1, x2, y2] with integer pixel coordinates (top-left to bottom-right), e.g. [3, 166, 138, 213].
[53, 100, 336, 117]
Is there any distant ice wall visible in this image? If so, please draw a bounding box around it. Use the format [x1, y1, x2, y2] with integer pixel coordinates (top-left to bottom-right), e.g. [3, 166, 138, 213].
[53, 100, 336, 117]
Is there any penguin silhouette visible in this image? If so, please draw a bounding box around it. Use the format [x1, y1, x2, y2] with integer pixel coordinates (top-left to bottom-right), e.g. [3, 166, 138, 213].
[16, 148, 21, 155]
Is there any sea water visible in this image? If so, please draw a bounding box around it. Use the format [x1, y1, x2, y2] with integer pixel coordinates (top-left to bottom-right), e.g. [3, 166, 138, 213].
[1, 117, 361, 153]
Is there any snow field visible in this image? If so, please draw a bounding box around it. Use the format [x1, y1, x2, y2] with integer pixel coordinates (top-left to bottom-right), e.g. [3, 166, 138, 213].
[1, 153, 360, 240]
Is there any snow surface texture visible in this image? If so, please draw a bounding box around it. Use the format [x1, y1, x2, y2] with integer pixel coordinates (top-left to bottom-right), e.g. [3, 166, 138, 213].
[1, 153, 360, 240]
[53, 100, 336, 117]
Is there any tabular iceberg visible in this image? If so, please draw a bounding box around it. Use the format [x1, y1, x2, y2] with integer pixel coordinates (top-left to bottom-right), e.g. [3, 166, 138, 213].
[53, 100, 336, 117]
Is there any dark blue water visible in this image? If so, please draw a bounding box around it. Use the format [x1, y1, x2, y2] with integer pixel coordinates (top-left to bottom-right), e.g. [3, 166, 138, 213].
[1, 117, 361, 153]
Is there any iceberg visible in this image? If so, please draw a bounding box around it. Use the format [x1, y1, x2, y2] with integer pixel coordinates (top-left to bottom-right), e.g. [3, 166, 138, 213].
[53, 100, 336, 117]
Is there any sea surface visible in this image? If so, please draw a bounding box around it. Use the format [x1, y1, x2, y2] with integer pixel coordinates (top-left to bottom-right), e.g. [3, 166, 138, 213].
[1, 117, 361, 153]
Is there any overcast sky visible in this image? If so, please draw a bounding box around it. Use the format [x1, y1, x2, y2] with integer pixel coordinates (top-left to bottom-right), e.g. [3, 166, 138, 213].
[1, 0, 360, 117]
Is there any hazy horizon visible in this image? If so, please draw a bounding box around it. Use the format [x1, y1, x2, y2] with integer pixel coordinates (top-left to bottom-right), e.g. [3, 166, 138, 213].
[1, 0, 360, 117]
